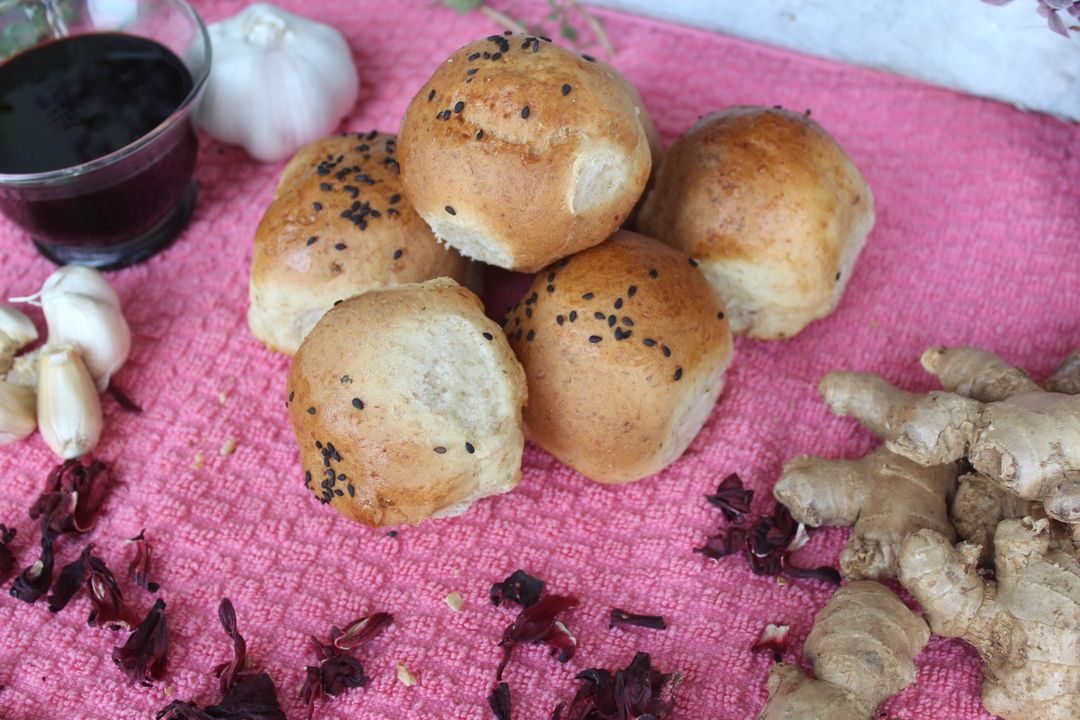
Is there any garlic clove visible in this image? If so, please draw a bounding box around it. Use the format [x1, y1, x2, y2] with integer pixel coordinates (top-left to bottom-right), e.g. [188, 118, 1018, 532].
[37, 345, 102, 459]
[0, 379, 36, 444]
[43, 265, 122, 308]
[42, 292, 131, 392]
[0, 303, 39, 348]
[5, 347, 41, 389]
[0, 331, 14, 376]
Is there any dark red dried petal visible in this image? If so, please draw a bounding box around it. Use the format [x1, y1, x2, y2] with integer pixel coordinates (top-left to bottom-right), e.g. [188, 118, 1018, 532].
[49, 543, 93, 612]
[330, 612, 392, 652]
[214, 598, 248, 694]
[299, 665, 323, 720]
[107, 382, 143, 413]
[320, 655, 367, 696]
[497, 594, 578, 680]
[553, 653, 680, 720]
[609, 608, 668, 631]
[751, 623, 791, 662]
[30, 458, 112, 535]
[780, 563, 842, 585]
[127, 529, 159, 593]
[157, 673, 285, 720]
[491, 569, 546, 608]
[693, 527, 747, 559]
[704, 473, 754, 523]
[487, 682, 511, 720]
[0, 524, 15, 584]
[9, 527, 56, 603]
[113, 597, 168, 686]
[87, 553, 130, 629]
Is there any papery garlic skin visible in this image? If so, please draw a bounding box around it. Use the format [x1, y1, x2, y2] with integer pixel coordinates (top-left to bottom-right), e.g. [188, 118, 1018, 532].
[0, 303, 39, 347]
[37, 346, 101, 459]
[198, 3, 360, 162]
[0, 380, 36, 444]
[42, 292, 130, 392]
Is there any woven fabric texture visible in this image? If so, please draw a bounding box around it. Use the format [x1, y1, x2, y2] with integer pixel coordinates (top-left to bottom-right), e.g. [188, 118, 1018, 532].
[0, 1, 1078, 718]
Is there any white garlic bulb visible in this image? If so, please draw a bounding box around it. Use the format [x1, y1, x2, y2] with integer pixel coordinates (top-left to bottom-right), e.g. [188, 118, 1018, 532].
[42, 291, 131, 392]
[198, 3, 360, 162]
[0, 380, 36, 444]
[37, 346, 102, 459]
[0, 304, 39, 347]
[11, 264, 121, 309]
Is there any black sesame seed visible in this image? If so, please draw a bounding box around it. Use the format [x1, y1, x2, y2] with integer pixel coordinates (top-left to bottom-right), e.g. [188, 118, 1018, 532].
[366, 130, 377, 140]
[589, 335, 602, 343]
[468, 52, 480, 61]
[556, 315, 565, 325]
[482, 332, 493, 340]
[289, 391, 295, 401]
[467, 68, 478, 76]
[717, 311, 725, 320]
[582, 292, 594, 300]
[594, 312, 606, 320]
[521, 106, 530, 119]
[547, 272, 556, 282]
[540, 35, 552, 42]
[674, 367, 684, 381]
[434, 446, 447, 454]
[491, 51, 502, 60]
[304, 471, 311, 483]
[503, 30, 512, 35]
[607, 315, 616, 327]
[476, 129, 484, 140]
[316, 441, 323, 449]
[334, 489, 344, 497]
[454, 101, 465, 113]
[466, 442, 476, 454]
[836, 271, 842, 281]
[514, 317, 521, 327]
[445, 205, 456, 215]
[387, 207, 399, 216]
[526, 329, 535, 341]
[662, 346, 672, 357]
[583, 54, 595, 62]
[614, 298, 623, 310]
[526, 307, 533, 319]
[628, 285, 637, 297]
[526, 292, 538, 304]
[307, 407, 317, 415]
[335, 243, 347, 251]
[352, 398, 364, 410]
[483, 51, 491, 59]
[347, 485, 355, 497]
[649, 268, 658, 278]
[622, 317, 634, 326]
[689, 258, 699, 267]
[389, 194, 401, 204]
[614, 328, 624, 340]
[546, 284, 555, 293]
[393, 248, 403, 260]
[568, 311, 578, 322]
[428, 89, 436, 101]
[313, 202, 323, 211]
[562, 84, 572, 96]
[306, 236, 318, 246]
[319, 182, 331, 191]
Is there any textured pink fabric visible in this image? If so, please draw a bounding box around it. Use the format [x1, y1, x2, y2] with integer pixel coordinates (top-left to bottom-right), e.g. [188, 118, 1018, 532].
[0, 2, 1078, 719]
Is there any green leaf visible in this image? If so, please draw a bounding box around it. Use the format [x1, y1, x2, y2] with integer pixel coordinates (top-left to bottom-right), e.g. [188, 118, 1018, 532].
[559, 20, 578, 41]
[440, 0, 483, 13]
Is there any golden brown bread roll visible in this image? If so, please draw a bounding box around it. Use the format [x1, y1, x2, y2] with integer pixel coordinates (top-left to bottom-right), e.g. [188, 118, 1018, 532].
[398, 33, 652, 273]
[636, 107, 874, 340]
[249, 132, 468, 354]
[287, 278, 527, 527]
[503, 230, 732, 484]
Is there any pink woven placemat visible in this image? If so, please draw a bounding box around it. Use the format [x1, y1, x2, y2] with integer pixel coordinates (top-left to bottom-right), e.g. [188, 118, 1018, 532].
[1, 1, 1078, 718]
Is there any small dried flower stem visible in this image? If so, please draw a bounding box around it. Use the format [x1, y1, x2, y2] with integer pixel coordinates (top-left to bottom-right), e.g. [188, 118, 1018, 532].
[478, 5, 527, 33]
[568, 0, 615, 57]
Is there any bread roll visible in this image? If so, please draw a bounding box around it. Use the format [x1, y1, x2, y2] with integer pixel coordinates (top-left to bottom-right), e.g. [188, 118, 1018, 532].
[249, 132, 469, 355]
[636, 107, 874, 340]
[504, 230, 732, 483]
[398, 34, 652, 273]
[287, 278, 527, 527]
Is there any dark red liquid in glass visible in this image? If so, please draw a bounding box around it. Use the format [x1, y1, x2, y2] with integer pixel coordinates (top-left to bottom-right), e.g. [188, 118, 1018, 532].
[0, 33, 197, 263]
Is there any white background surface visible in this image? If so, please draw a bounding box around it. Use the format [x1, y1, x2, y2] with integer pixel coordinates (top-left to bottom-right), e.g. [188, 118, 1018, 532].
[592, 0, 1080, 122]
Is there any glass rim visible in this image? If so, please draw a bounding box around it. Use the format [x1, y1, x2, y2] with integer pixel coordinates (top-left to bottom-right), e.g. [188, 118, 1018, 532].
[0, 0, 212, 186]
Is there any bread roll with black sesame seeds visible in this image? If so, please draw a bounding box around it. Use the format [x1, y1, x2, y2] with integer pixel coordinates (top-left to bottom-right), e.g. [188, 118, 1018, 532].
[249, 132, 469, 355]
[287, 278, 527, 527]
[504, 230, 732, 484]
[636, 107, 874, 341]
[398, 34, 652, 273]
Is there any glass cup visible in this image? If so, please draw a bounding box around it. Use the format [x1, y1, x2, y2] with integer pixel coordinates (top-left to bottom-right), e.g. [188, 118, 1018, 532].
[0, 0, 210, 269]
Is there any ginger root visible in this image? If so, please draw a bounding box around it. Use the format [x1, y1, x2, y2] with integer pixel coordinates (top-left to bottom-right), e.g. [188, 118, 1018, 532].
[898, 519, 1080, 720]
[759, 581, 929, 720]
[774, 447, 956, 579]
[820, 345, 1080, 523]
[951, 472, 1038, 562]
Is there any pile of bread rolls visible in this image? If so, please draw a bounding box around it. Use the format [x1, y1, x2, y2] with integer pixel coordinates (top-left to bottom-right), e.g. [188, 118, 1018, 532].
[248, 33, 875, 528]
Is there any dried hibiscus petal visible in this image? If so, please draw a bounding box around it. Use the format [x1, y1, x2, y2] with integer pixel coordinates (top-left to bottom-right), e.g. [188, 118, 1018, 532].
[107, 382, 143, 414]
[330, 612, 393, 652]
[497, 594, 578, 680]
[0, 524, 18, 584]
[9, 527, 56, 603]
[552, 652, 681, 720]
[157, 672, 286, 720]
[487, 681, 512, 720]
[87, 552, 130, 629]
[49, 543, 92, 612]
[126, 528, 159, 593]
[752, 623, 791, 662]
[301, 611, 392, 720]
[780, 562, 841, 585]
[693, 527, 747, 560]
[214, 598, 250, 693]
[113, 597, 168, 685]
[705, 473, 754, 523]
[609, 608, 667, 631]
[319, 655, 367, 696]
[30, 458, 112, 535]
[491, 569, 546, 608]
